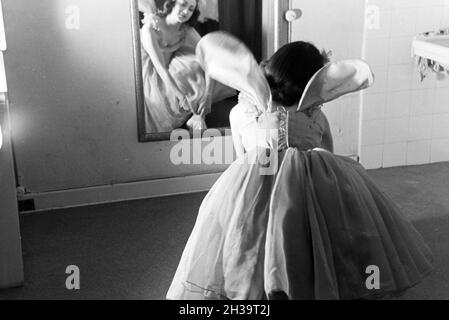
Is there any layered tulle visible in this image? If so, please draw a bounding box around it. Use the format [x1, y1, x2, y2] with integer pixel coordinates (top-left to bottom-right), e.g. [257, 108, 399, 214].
[166, 148, 433, 300]
[143, 47, 204, 133]
[265, 149, 433, 300]
[141, 24, 236, 133]
[167, 150, 277, 300]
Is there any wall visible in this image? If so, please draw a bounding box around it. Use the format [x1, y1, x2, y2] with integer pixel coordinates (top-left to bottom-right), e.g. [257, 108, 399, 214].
[7, 0, 449, 207]
[289, 0, 366, 158]
[2, 0, 230, 195]
[361, 0, 449, 169]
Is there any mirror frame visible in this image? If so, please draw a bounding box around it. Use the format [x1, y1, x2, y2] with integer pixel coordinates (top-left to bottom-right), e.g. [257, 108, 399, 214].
[130, 0, 157, 142]
[130, 0, 288, 143]
[130, 0, 233, 143]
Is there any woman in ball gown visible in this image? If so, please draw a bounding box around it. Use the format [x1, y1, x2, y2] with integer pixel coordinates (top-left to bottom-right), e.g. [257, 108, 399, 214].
[166, 32, 434, 300]
[140, 0, 235, 133]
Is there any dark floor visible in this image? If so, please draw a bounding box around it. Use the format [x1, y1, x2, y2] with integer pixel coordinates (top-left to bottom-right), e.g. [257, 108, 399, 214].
[1, 163, 449, 300]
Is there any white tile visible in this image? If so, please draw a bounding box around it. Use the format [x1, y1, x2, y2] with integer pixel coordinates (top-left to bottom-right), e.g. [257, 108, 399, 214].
[410, 88, 437, 116]
[383, 142, 408, 167]
[408, 115, 433, 141]
[434, 87, 449, 114]
[407, 140, 432, 165]
[392, 0, 441, 8]
[366, 10, 392, 39]
[431, 138, 449, 162]
[392, 0, 419, 8]
[391, 8, 418, 37]
[443, 4, 449, 26]
[389, 37, 415, 65]
[368, 65, 389, 93]
[362, 119, 386, 146]
[368, 0, 392, 10]
[388, 64, 414, 92]
[411, 67, 438, 90]
[361, 145, 384, 169]
[385, 117, 409, 143]
[363, 93, 387, 120]
[429, 0, 446, 6]
[428, 0, 446, 6]
[386, 91, 411, 118]
[432, 113, 449, 138]
[365, 38, 390, 66]
[436, 75, 449, 89]
[414, 6, 443, 34]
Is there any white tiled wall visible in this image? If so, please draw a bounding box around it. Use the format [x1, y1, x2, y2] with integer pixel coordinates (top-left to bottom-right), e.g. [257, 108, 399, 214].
[360, 0, 449, 169]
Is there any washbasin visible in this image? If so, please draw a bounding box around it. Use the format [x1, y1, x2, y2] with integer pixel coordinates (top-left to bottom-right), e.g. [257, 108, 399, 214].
[412, 31, 449, 68]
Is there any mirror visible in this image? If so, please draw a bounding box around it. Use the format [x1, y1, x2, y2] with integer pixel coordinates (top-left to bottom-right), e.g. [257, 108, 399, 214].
[131, 0, 263, 142]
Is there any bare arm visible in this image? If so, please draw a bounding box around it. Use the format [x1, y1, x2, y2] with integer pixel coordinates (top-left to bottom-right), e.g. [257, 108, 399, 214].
[140, 21, 184, 97]
[321, 113, 334, 153]
[229, 106, 246, 158]
[184, 27, 202, 48]
[185, 27, 213, 116]
[138, 0, 156, 13]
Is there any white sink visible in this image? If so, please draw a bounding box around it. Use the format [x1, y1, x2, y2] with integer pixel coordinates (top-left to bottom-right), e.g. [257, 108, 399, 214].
[412, 33, 449, 68]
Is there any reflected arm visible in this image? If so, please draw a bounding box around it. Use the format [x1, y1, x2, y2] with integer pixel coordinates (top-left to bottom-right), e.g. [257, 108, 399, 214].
[184, 27, 202, 48]
[140, 22, 184, 97]
[138, 0, 156, 13]
[186, 28, 215, 117]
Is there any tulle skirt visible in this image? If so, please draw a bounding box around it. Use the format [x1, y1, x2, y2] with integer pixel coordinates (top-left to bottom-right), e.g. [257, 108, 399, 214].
[166, 148, 434, 300]
[143, 48, 236, 133]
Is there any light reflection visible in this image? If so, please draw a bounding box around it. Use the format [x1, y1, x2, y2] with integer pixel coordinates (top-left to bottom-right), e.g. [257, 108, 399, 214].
[0, 124, 3, 150]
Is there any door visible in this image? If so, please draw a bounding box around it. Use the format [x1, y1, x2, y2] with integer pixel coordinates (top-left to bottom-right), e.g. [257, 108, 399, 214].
[0, 94, 24, 289]
[283, 0, 366, 156]
[0, 0, 23, 289]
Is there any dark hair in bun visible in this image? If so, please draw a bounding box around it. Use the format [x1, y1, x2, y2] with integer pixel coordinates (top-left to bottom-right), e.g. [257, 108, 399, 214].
[262, 41, 329, 106]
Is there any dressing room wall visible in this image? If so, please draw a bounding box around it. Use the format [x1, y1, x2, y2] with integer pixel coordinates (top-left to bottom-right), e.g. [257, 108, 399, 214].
[360, 0, 449, 169]
[2, 0, 230, 196]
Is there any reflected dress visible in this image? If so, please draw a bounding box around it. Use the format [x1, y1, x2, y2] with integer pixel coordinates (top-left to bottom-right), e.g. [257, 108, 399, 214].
[141, 14, 205, 133]
[141, 15, 236, 133]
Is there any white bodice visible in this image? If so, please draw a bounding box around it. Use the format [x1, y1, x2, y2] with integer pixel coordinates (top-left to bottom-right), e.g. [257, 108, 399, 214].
[230, 94, 287, 154]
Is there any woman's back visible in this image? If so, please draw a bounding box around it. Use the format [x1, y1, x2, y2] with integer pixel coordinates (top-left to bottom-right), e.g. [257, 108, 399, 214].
[230, 94, 327, 155]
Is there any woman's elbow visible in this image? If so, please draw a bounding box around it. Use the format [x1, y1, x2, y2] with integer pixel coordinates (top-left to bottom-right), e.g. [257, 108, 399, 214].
[322, 135, 334, 153]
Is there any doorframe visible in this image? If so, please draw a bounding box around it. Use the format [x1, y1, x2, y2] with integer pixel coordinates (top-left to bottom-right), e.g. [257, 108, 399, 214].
[0, 93, 24, 289]
[261, 0, 290, 60]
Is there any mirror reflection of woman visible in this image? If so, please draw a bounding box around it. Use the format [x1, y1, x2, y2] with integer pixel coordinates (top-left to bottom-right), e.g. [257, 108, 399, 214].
[140, 0, 208, 132]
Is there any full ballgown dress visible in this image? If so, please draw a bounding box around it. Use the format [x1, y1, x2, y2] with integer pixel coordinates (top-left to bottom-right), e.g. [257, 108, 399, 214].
[140, 14, 236, 133]
[166, 32, 434, 300]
